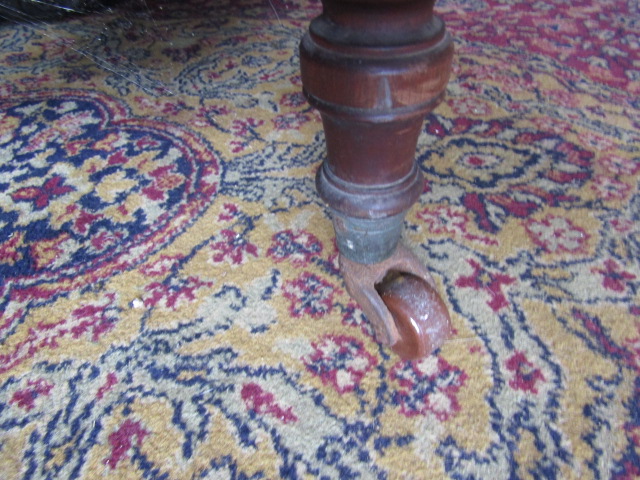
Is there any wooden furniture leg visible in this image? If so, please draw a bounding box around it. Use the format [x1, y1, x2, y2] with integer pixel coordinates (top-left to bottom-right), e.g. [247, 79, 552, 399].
[300, 0, 454, 359]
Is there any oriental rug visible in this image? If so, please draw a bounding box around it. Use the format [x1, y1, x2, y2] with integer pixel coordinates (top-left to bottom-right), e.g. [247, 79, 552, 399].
[0, 0, 638, 478]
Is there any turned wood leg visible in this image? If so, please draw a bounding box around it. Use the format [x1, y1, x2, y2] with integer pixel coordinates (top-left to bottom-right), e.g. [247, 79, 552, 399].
[300, 0, 454, 359]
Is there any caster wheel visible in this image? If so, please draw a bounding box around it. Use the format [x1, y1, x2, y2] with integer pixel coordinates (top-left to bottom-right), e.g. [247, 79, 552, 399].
[377, 273, 451, 360]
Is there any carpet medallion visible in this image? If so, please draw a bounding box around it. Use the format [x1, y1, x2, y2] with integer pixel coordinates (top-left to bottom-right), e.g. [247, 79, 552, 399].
[0, 0, 638, 479]
[0, 90, 220, 305]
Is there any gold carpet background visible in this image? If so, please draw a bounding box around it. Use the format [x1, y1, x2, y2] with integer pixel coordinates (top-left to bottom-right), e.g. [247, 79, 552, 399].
[0, 0, 638, 478]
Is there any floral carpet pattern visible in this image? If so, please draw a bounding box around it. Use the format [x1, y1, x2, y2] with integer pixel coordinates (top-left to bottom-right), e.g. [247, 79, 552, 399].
[0, 0, 638, 478]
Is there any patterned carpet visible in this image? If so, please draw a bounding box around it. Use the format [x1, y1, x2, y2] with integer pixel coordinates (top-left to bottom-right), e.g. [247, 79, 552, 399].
[0, 0, 638, 478]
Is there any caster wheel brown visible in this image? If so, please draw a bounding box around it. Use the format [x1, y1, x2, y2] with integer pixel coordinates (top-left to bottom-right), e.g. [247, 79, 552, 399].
[340, 243, 452, 358]
[377, 273, 452, 361]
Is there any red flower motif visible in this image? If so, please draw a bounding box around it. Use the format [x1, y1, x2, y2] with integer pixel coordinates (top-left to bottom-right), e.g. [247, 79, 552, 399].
[143, 276, 214, 310]
[590, 176, 632, 202]
[11, 176, 74, 209]
[210, 229, 259, 265]
[417, 205, 498, 246]
[591, 259, 636, 293]
[544, 89, 579, 108]
[455, 259, 516, 312]
[449, 96, 492, 116]
[524, 215, 589, 254]
[231, 118, 264, 137]
[217, 203, 239, 221]
[267, 229, 323, 266]
[304, 335, 378, 394]
[531, 116, 571, 135]
[69, 293, 120, 341]
[580, 131, 616, 152]
[599, 154, 640, 176]
[282, 272, 337, 318]
[140, 255, 184, 277]
[142, 165, 184, 201]
[390, 357, 467, 420]
[505, 351, 545, 394]
[0, 295, 120, 373]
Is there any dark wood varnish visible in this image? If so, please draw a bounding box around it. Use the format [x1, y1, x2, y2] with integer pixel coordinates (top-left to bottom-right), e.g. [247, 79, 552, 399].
[300, 0, 453, 218]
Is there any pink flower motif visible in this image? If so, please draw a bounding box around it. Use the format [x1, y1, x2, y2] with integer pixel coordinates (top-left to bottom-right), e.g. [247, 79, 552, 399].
[103, 419, 150, 469]
[531, 116, 572, 135]
[143, 276, 214, 310]
[544, 90, 579, 108]
[505, 351, 545, 394]
[599, 154, 640, 176]
[193, 104, 230, 128]
[591, 259, 636, 293]
[580, 131, 616, 152]
[241, 383, 298, 423]
[591, 176, 632, 201]
[283, 272, 337, 318]
[134, 96, 188, 116]
[231, 118, 264, 137]
[0, 295, 120, 373]
[11, 175, 74, 209]
[210, 229, 259, 265]
[142, 165, 184, 201]
[304, 335, 378, 394]
[417, 205, 498, 246]
[524, 215, 589, 254]
[501, 75, 538, 94]
[390, 356, 467, 420]
[140, 255, 184, 277]
[10, 379, 54, 411]
[69, 293, 120, 341]
[217, 203, 239, 221]
[449, 97, 492, 116]
[267, 230, 323, 266]
[455, 259, 516, 312]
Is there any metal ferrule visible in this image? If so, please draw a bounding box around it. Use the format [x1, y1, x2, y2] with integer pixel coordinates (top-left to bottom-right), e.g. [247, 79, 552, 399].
[331, 210, 406, 264]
